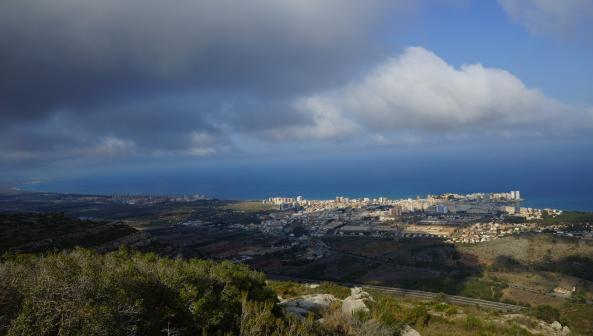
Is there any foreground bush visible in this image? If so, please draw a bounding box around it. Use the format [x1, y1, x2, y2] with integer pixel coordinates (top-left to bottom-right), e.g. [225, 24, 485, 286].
[0, 248, 278, 335]
[530, 305, 560, 323]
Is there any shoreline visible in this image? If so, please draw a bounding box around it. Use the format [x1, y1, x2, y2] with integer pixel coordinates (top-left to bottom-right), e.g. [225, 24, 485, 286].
[7, 185, 593, 212]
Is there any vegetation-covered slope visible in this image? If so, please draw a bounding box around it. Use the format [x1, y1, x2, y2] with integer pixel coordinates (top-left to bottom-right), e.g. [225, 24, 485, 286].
[2, 249, 591, 336]
[0, 213, 140, 253]
[0, 249, 307, 335]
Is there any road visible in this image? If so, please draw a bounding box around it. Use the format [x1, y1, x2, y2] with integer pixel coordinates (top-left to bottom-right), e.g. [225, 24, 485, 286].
[267, 274, 525, 312]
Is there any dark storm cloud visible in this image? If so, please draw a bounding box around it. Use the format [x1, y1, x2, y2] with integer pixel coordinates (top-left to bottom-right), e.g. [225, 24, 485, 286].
[0, 0, 415, 166]
[0, 94, 233, 164]
[0, 0, 401, 120]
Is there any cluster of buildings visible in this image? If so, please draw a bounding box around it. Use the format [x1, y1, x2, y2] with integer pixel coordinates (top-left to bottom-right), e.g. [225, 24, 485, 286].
[264, 191, 527, 215]
[256, 191, 571, 244]
[446, 217, 590, 244]
[448, 222, 534, 243]
[500, 206, 563, 220]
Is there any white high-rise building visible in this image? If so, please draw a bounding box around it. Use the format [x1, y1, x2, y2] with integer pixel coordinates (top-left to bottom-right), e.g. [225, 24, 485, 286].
[510, 190, 521, 200]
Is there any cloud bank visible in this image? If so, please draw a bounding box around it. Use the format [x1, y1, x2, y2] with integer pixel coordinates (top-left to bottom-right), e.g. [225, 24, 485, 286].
[0, 1, 591, 171]
[291, 47, 593, 141]
[0, 0, 412, 165]
[0, 0, 407, 122]
[2, 45, 592, 167]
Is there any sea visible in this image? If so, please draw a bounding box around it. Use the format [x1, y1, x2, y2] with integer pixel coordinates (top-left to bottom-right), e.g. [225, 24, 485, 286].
[21, 145, 593, 211]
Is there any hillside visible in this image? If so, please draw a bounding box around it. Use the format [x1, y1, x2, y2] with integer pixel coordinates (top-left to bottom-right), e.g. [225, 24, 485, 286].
[0, 248, 591, 336]
[1, 212, 592, 335]
[1, 249, 590, 336]
[0, 213, 148, 253]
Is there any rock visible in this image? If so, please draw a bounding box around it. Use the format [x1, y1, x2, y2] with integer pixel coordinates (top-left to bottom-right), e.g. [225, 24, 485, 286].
[401, 324, 421, 336]
[342, 297, 369, 315]
[551, 321, 562, 331]
[350, 287, 374, 301]
[341, 287, 373, 316]
[296, 294, 337, 310]
[562, 325, 570, 335]
[283, 305, 311, 318]
[279, 294, 338, 318]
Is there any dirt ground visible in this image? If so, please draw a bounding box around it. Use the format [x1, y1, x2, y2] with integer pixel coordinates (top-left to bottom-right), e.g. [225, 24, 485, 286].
[459, 234, 593, 264]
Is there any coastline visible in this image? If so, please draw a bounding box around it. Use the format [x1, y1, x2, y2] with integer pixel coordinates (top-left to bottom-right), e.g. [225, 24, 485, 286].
[11, 183, 593, 212]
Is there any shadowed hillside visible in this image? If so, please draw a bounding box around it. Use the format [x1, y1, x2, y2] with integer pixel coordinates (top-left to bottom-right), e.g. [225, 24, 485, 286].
[0, 213, 146, 253]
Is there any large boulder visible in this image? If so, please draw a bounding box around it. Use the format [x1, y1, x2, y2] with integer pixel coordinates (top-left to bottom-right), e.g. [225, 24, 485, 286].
[280, 287, 380, 321]
[279, 294, 338, 318]
[350, 287, 373, 300]
[512, 317, 570, 336]
[544, 321, 570, 336]
[283, 305, 311, 318]
[342, 297, 369, 315]
[341, 287, 373, 316]
[551, 321, 562, 331]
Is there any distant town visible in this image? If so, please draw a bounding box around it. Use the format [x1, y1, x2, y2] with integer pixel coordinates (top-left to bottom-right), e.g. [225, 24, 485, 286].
[2, 188, 591, 255]
[213, 191, 592, 245]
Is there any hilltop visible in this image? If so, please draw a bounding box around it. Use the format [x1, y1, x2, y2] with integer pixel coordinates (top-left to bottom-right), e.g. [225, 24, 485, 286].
[0, 249, 582, 336]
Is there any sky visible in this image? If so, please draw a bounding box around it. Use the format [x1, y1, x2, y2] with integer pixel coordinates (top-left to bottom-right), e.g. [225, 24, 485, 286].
[1, 0, 592, 194]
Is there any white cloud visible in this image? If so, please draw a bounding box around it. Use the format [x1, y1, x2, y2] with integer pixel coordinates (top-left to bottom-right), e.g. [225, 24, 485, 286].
[293, 47, 592, 140]
[270, 98, 360, 140]
[498, 0, 593, 39]
[189, 131, 218, 156]
[100, 136, 135, 151]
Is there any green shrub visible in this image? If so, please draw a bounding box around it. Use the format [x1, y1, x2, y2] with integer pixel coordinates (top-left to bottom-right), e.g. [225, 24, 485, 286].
[490, 255, 522, 272]
[317, 282, 351, 300]
[267, 281, 351, 300]
[459, 278, 506, 301]
[405, 305, 430, 327]
[571, 288, 587, 304]
[0, 248, 277, 335]
[433, 302, 449, 312]
[444, 306, 458, 316]
[465, 314, 482, 331]
[530, 305, 560, 323]
[368, 293, 404, 329]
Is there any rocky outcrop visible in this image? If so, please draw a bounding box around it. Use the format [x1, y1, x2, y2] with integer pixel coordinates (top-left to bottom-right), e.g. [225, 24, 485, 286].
[550, 321, 570, 336]
[278, 294, 338, 318]
[562, 326, 571, 336]
[341, 287, 374, 316]
[533, 320, 571, 336]
[279, 286, 420, 335]
[280, 287, 377, 319]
